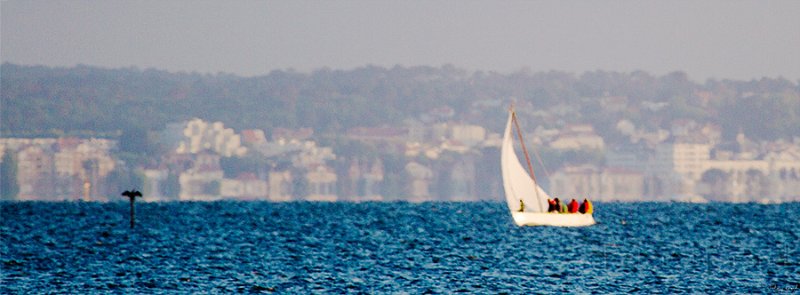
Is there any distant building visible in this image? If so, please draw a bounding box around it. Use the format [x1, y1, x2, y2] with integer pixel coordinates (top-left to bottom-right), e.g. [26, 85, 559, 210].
[142, 168, 169, 201]
[696, 148, 799, 203]
[550, 165, 601, 200]
[347, 126, 408, 143]
[179, 169, 224, 201]
[448, 156, 477, 201]
[670, 119, 698, 138]
[599, 168, 645, 202]
[240, 129, 268, 146]
[292, 141, 336, 168]
[305, 165, 337, 201]
[450, 124, 486, 147]
[346, 158, 384, 201]
[221, 173, 268, 200]
[9, 138, 116, 201]
[654, 141, 710, 181]
[550, 165, 644, 202]
[646, 141, 712, 198]
[268, 170, 293, 201]
[549, 124, 605, 151]
[162, 118, 247, 157]
[53, 138, 116, 201]
[178, 153, 224, 201]
[606, 144, 649, 173]
[440, 139, 470, 154]
[16, 145, 55, 200]
[406, 162, 433, 202]
[271, 127, 313, 141]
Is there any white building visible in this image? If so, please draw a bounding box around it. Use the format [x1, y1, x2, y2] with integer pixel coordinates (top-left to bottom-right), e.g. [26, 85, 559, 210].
[696, 147, 800, 203]
[450, 124, 486, 147]
[550, 165, 601, 200]
[162, 118, 247, 157]
[16, 145, 55, 200]
[406, 162, 433, 202]
[654, 142, 711, 181]
[220, 174, 268, 200]
[268, 171, 293, 201]
[599, 168, 645, 202]
[179, 169, 224, 201]
[142, 169, 169, 201]
[292, 141, 336, 168]
[346, 159, 384, 201]
[549, 125, 605, 151]
[449, 157, 477, 201]
[550, 165, 644, 202]
[305, 165, 337, 201]
[606, 144, 649, 173]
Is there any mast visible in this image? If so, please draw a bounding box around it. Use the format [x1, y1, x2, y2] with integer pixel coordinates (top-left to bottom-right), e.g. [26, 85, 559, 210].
[511, 110, 543, 212]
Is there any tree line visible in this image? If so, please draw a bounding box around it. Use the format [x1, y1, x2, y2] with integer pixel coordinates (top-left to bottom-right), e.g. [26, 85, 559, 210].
[2, 63, 799, 145]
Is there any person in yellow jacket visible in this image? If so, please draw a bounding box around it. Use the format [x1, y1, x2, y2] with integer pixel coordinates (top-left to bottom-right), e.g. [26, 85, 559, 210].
[579, 198, 593, 214]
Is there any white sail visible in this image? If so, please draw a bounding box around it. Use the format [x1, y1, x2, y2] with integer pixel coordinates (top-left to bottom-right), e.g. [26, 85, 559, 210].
[501, 110, 551, 213]
[501, 109, 596, 227]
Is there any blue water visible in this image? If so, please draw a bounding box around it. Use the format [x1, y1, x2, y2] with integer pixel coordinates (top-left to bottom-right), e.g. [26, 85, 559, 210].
[1, 201, 798, 293]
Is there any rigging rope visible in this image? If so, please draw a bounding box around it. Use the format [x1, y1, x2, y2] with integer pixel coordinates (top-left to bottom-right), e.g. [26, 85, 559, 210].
[529, 141, 552, 180]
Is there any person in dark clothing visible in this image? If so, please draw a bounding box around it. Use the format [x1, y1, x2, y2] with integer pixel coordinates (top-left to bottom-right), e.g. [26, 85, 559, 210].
[581, 198, 593, 214]
[547, 198, 557, 213]
[553, 198, 561, 213]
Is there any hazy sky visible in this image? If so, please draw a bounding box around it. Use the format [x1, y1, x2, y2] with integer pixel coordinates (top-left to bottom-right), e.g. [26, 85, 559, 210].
[2, 1, 799, 81]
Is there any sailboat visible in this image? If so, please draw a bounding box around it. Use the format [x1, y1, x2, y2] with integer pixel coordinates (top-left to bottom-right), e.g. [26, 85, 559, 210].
[501, 108, 596, 227]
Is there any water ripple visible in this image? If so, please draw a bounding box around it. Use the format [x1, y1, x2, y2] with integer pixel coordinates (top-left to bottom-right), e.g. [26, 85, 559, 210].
[1, 201, 798, 293]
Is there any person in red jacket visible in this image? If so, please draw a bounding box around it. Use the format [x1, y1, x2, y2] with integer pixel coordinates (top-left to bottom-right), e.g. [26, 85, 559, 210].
[568, 198, 579, 213]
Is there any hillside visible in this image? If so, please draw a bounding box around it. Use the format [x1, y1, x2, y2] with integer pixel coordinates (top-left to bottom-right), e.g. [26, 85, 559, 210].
[2, 63, 799, 143]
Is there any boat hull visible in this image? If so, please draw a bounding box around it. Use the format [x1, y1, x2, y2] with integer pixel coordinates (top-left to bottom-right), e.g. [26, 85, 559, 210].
[511, 212, 596, 227]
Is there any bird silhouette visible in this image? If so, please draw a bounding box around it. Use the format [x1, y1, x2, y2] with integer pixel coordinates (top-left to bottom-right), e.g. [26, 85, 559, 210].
[122, 189, 143, 229]
[122, 190, 142, 198]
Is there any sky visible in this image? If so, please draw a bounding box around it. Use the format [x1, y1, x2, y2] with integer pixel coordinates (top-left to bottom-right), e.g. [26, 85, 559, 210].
[2, 1, 799, 81]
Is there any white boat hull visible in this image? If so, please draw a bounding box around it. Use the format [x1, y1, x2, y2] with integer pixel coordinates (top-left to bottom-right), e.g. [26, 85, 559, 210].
[511, 212, 596, 227]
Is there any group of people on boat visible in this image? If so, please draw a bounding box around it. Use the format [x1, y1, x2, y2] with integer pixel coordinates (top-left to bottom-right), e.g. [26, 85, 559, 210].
[547, 198, 593, 214]
[517, 197, 593, 214]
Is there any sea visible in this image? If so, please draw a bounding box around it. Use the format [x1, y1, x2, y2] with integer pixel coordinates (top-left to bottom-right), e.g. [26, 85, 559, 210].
[1, 201, 798, 294]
